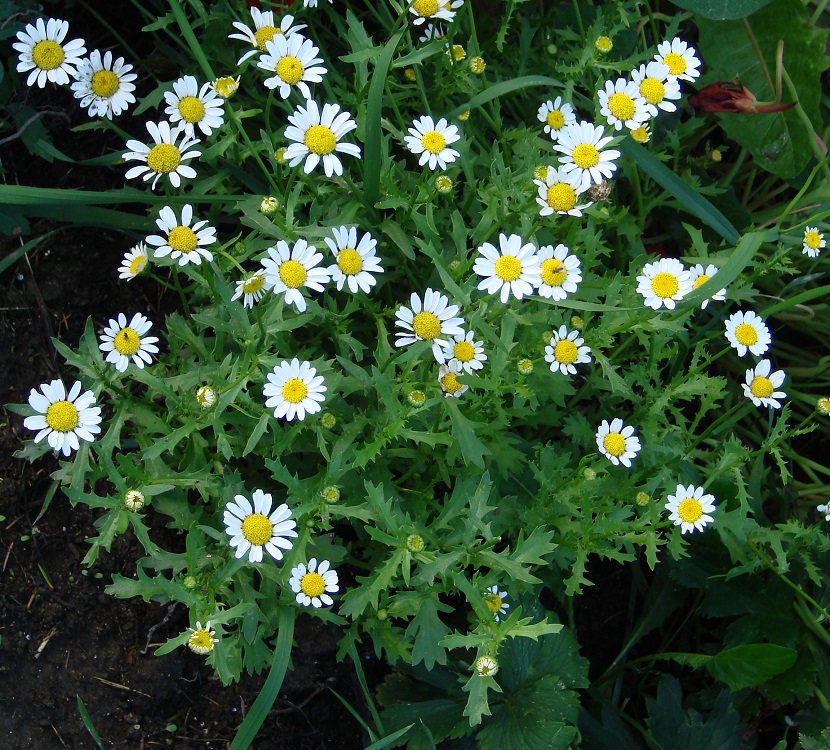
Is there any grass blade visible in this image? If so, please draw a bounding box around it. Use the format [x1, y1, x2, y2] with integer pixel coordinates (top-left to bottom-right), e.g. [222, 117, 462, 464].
[362, 724, 415, 750]
[76, 695, 105, 750]
[445, 75, 563, 120]
[0, 230, 59, 276]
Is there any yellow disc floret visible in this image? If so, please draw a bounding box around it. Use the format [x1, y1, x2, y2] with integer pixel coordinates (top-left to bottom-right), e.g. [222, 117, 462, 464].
[639, 78, 665, 105]
[45, 400, 79, 433]
[301, 571, 326, 597]
[554, 339, 578, 364]
[146, 143, 181, 175]
[241, 513, 272, 545]
[276, 56, 304, 84]
[546, 110, 565, 130]
[677, 497, 703, 523]
[129, 254, 147, 275]
[32, 40, 65, 71]
[750, 376, 774, 399]
[805, 231, 822, 249]
[692, 274, 709, 290]
[441, 372, 463, 394]
[91, 69, 119, 97]
[167, 225, 198, 253]
[603, 432, 626, 457]
[494, 255, 522, 282]
[663, 52, 686, 76]
[114, 327, 141, 356]
[412, 311, 441, 340]
[278, 259, 307, 288]
[651, 272, 679, 299]
[243, 274, 265, 294]
[572, 143, 599, 169]
[413, 0, 439, 16]
[282, 378, 308, 403]
[734, 323, 758, 346]
[254, 25, 279, 50]
[421, 131, 446, 154]
[453, 341, 475, 362]
[607, 92, 635, 121]
[546, 183, 577, 212]
[541, 260, 567, 287]
[188, 629, 216, 653]
[484, 593, 502, 613]
[304, 125, 336, 155]
[337, 249, 363, 275]
[178, 95, 206, 124]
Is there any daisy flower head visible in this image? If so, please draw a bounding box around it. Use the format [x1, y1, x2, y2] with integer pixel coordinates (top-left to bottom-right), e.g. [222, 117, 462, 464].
[553, 120, 621, 191]
[536, 244, 582, 300]
[258, 33, 327, 100]
[70, 50, 136, 119]
[476, 656, 499, 677]
[228, 9, 305, 65]
[118, 243, 149, 281]
[304, 0, 334, 6]
[596, 418, 641, 468]
[395, 288, 464, 361]
[196, 385, 216, 409]
[290, 558, 339, 608]
[654, 37, 701, 82]
[742, 359, 786, 409]
[630, 124, 650, 144]
[473, 233, 542, 304]
[212, 75, 240, 99]
[598, 78, 650, 131]
[437, 330, 487, 373]
[534, 167, 593, 217]
[24, 380, 102, 456]
[418, 23, 445, 43]
[630, 62, 681, 117]
[224, 489, 297, 564]
[260, 239, 330, 312]
[404, 115, 461, 171]
[636, 257, 692, 310]
[187, 621, 218, 655]
[146, 204, 216, 266]
[483, 585, 509, 623]
[803, 226, 825, 258]
[164, 75, 225, 139]
[409, 0, 463, 26]
[264, 358, 327, 421]
[124, 489, 145, 512]
[439, 361, 468, 398]
[537, 97, 576, 140]
[817, 503, 830, 522]
[688, 263, 726, 309]
[324, 226, 384, 294]
[99, 312, 159, 372]
[818, 397, 830, 416]
[665, 484, 716, 534]
[123, 121, 200, 190]
[545, 325, 592, 376]
[724, 310, 771, 357]
[14, 17, 85, 88]
[284, 99, 361, 177]
[231, 270, 267, 308]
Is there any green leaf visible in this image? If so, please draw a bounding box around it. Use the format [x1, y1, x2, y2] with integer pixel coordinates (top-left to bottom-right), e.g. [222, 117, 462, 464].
[665, 643, 797, 690]
[406, 592, 452, 670]
[445, 399, 489, 469]
[445, 76, 563, 120]
[668, 0, 774, 19]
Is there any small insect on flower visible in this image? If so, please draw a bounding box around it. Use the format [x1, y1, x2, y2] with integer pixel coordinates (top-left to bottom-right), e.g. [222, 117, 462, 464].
[742, 359, 786, 409]
[325, 226, 384, 294]
[124, 490, 145, 511]
[596, 418, 641, 468]
[118, 243, 149, 281]
[258, 34, 327, 100]
[405, 115, 461, 171]
[665, 484, 716, 534]
[228, 9, 306, 65]
[536, 244, 583, 301]
[598, 78, 650, 131]
[688, 263, 727, 309]
[224, 489, 297, 563]
[545, 325, 592, 376]
[483, 586, 509, 622]
[187, 621, 218, 655]
[264, 359, 327, 422]
[636, 258, 692, 310]
[724, 310, 771, 357]
[71, 50, 137, 119]
[554, 120, 621, 191]
[164, 75, 226, 139]
[196, 385, 216, 409]
[395, 288, 465, 362]
[284, 99, 361, 177]
[537, 96, 576, 141]
[231, 270, 267, 308]
[24, 380, 102, 456]
[534, 166, 593, 217]
[654, 37, 702, 82]
[475, 656, 499, 677]
[123, 121, 200, 190]
[439, 361, 468, 398]
[14, 17, 86, 88]
[290, 558, 339, 608]
[99, 313, 159, 372]
[803, 226, 825, 258]
[260, 238, 330, 312]
[473, 233, 542, 304]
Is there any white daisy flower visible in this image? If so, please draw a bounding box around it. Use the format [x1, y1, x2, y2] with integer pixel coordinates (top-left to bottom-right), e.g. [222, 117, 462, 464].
[304, 0, 334, 7]
[483, 585, 509, 622]
[436, 330, 487, 373]
[596, 418, 641, 468]
[228, 9, 305, 66]
[630, 62, 681, 117]
[196, 385, 216, 409]
[231, 270, 267, 308]
[654, 37, 701, 82]
[473, 233, 542, 304]
[290, 558, 339, 608]
[98, 312, 159, 372]
[665, 484, 716, 534]
[212, 75, 240, 99]
[742, 359, 786, 409]
[545, 325, 591, 376]
[803, 227, 825, 258]
[534, 167, 593, 217]
[636, 257, 692, 310]
[537, 96, 576, 140]
[258, 33, 327, 100]
[324, 226, 384, 294]
[224, 489, 297, 564]
[13, 17, 85, 88]
[123, 121, 200, 190]
[284, 99, 361, 177]
[724, 310, 771, 357]
[439, 361, 468, 398]
[70, 49, 136, 119]
[146, 204, 217, 266]
[23, 379, 102, 456]
[536, 244, 582, 300]
[418, 23, 445, 43]
[118, 243, 149, 281]
[404, 115, 461, 171]
[395, 288, 465, 361]
[260, 238, 330, 312]
[688, 263, 726, 309]
[187, 621, 218, 655]
[164, 75, 225, 139]
[409, 0, 463, 26]
[598, 78, 650, 131]
[553, 120, 621, 191]
[818, 397, 830, 416]
[476, 656, 499, 677]
[263, 358, 327, 421]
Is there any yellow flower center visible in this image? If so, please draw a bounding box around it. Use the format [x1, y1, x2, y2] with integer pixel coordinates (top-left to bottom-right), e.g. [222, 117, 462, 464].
[304, 124, 336, 155]
[278, 259, 307, 288]
[651, 272, 679, 299]
[32, 40, 65, 71]
[595, 36, 612, 53]
[639, 78, 665, 105]
[412, 311, 441, 340]
[413, 0, 439, 16]
[45, 400, 79, 433]
[129, 254, 147, 275]
[541, 259, 568, 286]
[300, 571, 326, 598]
[337, 249, 363, 275]
[441, 372, 463, 394]
[484, 593, 502, 613]
[243, 274, 265, 294]
[734, 323, 758, 346]
[750, 376, 774, 399]
[114, 327, 141, 356]
[178, 95, 206, 124]
[818, 398, 830, 414]
[494, 255, 522, 282]
[677, 498, 703, 523]
[241, 513, 272, 546]
[214, 76, 238, 98]
[276, 55, 304, 85]
[91, 69, 119, 97]
[692, 274, 709, 290]
[805, 231, 822, 249]
[196, 386, 215, 406]
[189, 629, 215, 652]
[554, 339, 578, 364]
[421, 130, 446, 155]
[282, 378, 308, 403]
[631, 126, 649, 143]
[546, 183, 577, 212]
[546, 110, 565, 130]
[572, 143, 599, 169]
[167, 225, 198, 253]
[607, 92, 636, 121]
[663, 52, 687, 76]
[453, 341, 475, 362]
[146, 143, 181, 175]
[254, 25, 279, 50]
[603, 432, 626, 457]
[450, 44, 465, 61]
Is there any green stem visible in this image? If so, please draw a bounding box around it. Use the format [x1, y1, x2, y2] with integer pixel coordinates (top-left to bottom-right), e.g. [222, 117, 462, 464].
[781, 67, 830, 189]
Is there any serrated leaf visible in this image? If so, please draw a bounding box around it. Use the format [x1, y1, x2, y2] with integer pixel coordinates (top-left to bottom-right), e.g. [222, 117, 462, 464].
[669, 0, 774, 19]
[406, 593, 452, 670]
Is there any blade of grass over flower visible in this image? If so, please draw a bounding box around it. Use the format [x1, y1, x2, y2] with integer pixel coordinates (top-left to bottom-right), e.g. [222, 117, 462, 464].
[168, 0, 215, 81]
[620, 140, 741, 244]
[362, 726, 416, 750]
[444, 76, 563, 120]
[228, 607, 295, 750]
